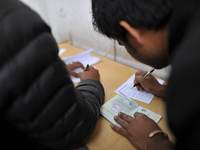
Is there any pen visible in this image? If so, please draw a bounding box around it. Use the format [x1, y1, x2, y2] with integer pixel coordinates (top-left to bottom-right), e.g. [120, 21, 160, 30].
[84, 64, 89, 72]
[132, 68, 155, 88]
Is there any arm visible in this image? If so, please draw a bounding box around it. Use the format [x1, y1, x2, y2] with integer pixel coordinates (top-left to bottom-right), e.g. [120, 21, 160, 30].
[1, 1, 105, 149]
[76, 66, 104, 120]
[38, 64, 104, 149]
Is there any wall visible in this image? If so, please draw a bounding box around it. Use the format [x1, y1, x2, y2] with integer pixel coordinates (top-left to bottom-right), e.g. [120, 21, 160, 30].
[20, 0, 171, 80]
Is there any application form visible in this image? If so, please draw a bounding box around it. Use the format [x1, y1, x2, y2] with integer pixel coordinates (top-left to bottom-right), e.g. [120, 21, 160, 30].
[115, 74, 164, 104]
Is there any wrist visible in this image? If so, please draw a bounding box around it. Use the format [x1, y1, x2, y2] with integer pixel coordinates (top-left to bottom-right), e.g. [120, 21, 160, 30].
[153, 85, 166, 98]
[145, 130, 174, 150]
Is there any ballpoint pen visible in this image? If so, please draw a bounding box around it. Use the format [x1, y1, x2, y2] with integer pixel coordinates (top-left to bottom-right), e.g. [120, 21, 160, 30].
[132, 68, 155, 88]
[84, 64, 89, 72]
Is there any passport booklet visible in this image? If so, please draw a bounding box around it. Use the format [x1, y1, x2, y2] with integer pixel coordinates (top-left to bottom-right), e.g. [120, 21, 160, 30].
[100, 94, 162, 127]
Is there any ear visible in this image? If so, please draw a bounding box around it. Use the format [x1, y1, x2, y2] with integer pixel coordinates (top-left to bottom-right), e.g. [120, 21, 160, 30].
[120, 21, 144, 45]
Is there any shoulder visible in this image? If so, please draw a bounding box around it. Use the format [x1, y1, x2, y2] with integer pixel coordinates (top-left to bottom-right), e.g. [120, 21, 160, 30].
[167, 26, 200, 143]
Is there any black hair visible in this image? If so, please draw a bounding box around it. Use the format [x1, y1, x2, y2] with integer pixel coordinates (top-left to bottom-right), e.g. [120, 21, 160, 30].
[92, 0, 174, 42]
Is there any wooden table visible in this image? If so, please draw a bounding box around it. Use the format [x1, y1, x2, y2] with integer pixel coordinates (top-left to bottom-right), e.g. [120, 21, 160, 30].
[58, 43, 175, 150]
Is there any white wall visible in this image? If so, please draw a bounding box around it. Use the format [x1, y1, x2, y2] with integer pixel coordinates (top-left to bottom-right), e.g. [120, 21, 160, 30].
[20, 0, 171, 80]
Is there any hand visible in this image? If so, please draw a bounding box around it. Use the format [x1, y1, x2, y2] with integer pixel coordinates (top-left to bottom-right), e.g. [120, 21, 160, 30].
[78, 66, 100, 81]
[111, 112, 173, 150]
[134, 71, 165, 97]
[66, 62, 84, 77]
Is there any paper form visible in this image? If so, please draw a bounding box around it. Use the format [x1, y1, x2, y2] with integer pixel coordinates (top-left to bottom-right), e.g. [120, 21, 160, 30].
[115, 74, 164, 104]
[100, 94, 162, 127]
[61, 49, 102, 83]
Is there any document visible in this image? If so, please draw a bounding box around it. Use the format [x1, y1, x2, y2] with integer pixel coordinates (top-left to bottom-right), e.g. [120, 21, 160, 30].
[115, 74, 164, 104]
[100, 94, 162, 127]
[61, 49, 102, 83]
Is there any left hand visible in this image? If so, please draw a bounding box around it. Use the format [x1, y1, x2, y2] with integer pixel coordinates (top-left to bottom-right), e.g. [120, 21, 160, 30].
[66, 62, 84, 77]
[111, 112, 171, 150]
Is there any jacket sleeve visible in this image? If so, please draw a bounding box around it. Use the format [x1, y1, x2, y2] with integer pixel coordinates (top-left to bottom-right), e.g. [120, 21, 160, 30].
[0, 0, 105, 149]
[76, 79, 104, 121]
[6, 59, 105, 150]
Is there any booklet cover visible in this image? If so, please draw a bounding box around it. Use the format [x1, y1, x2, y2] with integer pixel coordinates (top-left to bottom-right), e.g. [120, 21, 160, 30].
[100, 94, 162, 127]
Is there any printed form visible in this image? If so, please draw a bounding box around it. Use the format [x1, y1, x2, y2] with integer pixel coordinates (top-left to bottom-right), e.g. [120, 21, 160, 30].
[115, 74, 164, 104]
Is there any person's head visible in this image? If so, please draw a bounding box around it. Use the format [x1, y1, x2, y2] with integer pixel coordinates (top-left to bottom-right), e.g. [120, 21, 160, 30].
[92, 0, 174, 69]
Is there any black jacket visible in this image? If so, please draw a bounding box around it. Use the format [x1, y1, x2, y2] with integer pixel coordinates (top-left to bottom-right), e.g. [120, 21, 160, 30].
[167, 0, 200, 149]
[0, 0, 104, 149]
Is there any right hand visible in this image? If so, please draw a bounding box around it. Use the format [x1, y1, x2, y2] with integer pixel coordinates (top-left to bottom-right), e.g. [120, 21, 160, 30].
[78, 66, 100, 81]
[134, 71, 165, 97]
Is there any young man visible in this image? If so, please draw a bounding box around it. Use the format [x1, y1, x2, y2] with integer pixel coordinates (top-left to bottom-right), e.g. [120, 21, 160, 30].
[0, 0, 104, 149]
[92, 0, 200, 149]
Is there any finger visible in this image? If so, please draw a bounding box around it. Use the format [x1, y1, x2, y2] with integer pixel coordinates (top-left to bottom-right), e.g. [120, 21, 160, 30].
[78, 72, 83, 76]
[135, 71, 147, 76]
[72, 64, 85, 70]
[147, 73, 154, 78]
[114, 115, 129, 129]
[133, 81, 142, 91]
[139, 86, 144, 91]
[87, 66, 97, 72]
[69, 70, 79, 77]
[74, 62, 85, 69]
[118, 112, 134, 123]
[74, 61, 82, 64]
[110, 124, 128, 137]
[134, 75, 143, 85]
[136, 84, 142, 91]
[135, 76, 145, 89]
[134, 112, 145, 118]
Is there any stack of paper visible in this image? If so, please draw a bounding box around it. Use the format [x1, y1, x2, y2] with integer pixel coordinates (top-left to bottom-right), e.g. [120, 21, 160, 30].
[61, 49, 101, 83]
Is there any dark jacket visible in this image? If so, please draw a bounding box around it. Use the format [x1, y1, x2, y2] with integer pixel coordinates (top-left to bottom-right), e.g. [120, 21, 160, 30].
[0, 0, 104, 149]
[167, 0, 200, 149]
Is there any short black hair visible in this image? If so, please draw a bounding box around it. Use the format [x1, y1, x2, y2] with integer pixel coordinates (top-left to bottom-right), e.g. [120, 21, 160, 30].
[92, 0, 173, 42]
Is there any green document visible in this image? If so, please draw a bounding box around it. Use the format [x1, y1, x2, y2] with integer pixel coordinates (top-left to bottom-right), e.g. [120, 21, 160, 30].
[100, 94, 162, 127]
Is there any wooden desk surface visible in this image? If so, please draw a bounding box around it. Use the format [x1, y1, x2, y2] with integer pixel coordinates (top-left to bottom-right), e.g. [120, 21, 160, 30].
[58, 43, 175, 150]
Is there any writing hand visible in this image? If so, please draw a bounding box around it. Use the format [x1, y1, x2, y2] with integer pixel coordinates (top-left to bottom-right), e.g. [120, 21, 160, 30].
[134, 71, 165, 97]
[78, 66, 100, 81]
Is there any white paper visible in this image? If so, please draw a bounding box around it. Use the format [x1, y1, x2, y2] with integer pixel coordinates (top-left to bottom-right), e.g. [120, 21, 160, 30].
[58, 49, 66, 55]
[61, 48, 102, 83]
[115, 74, 164, 104]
